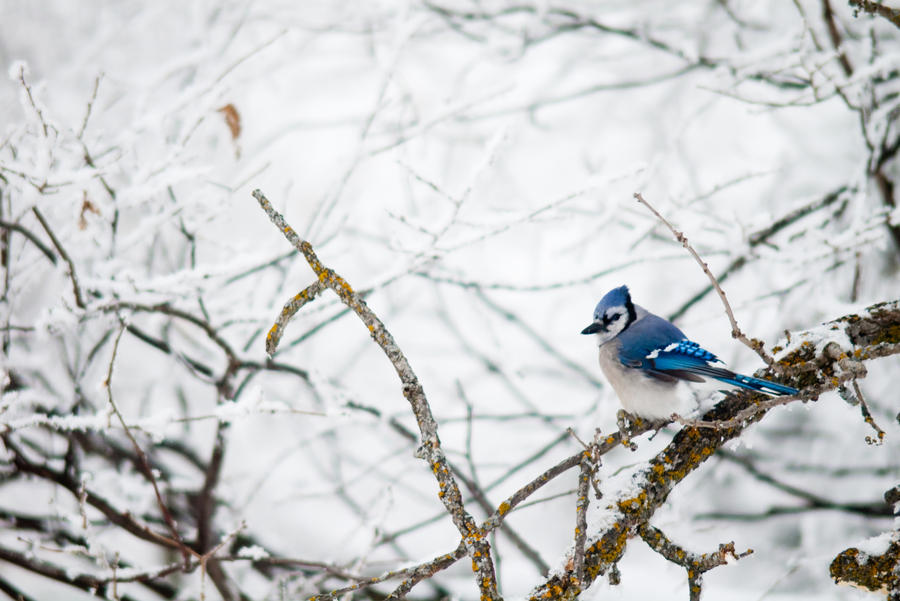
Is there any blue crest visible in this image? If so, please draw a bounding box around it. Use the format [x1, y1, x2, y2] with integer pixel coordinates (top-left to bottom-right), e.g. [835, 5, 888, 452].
[593, 285, 631, 318]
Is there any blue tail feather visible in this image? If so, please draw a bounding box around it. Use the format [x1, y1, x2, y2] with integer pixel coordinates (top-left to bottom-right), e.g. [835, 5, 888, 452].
[715, 373, 798, 396]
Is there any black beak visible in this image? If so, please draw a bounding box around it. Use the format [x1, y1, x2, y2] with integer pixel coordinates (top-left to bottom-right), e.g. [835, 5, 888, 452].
[581, 322, 602, 335]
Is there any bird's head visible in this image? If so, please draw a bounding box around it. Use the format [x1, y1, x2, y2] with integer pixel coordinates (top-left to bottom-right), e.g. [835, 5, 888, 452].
[581, 285, 637, 344]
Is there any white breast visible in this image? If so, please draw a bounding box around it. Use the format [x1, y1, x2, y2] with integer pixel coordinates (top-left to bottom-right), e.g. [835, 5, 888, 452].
[597, 342, 690, 420]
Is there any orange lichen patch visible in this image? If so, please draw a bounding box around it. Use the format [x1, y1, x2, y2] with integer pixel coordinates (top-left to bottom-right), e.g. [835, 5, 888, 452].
[872, 322, 900, 345]
[617, 492, 646, 513]
[498, 501, 511, 516]
[336, 277, 354, 294]
[593, 527, 629, 568]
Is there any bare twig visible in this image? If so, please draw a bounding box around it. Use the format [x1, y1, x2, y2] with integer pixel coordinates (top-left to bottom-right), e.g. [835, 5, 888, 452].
[310, 543, 466, 600]
[639, 524, 752, 601]
[2, 434, 186, 552]
[710, 449, 893, 520]
[100, 301, 238, 364]
[265, 280, 326, 356]
[455, 382, 549, 574]
[252, 189, 500, 599]
[31, 207, 85, 309]
[317, 427, 640, 600]
[572, 454, 592, 585]
[104, 322, 193, 564]
[854, 380, 886, 445]
[17, 66, 49, 138]
[668, 185, 848, 321]
[822, 0, 853, 76]
[634, 192, 777, 368]
[77, 73, 102, 139]
[378, 430, 573, 547]
[848, 0, 900, 30]
[671, 394, 798, 431]
[473, 288, 604, 387]
[0, 219, 57, 264]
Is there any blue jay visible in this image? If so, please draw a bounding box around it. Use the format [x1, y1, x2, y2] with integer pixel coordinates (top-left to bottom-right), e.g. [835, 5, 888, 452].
[581, 285, 797, 420]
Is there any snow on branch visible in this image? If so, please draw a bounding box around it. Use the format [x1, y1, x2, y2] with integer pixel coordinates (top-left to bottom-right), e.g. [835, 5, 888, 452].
[529, 297, 900, 600]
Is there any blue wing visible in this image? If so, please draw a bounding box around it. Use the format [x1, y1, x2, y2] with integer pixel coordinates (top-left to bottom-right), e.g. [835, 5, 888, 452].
[617, 313, 797, 395]
[616, 313, 692, 367]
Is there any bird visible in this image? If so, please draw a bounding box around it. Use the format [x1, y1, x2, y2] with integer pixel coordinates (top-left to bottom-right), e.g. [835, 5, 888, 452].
[581, 285, 797, 420]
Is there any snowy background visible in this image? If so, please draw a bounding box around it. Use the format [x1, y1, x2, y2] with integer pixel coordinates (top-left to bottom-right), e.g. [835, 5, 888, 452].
[0, 1, 898, 599]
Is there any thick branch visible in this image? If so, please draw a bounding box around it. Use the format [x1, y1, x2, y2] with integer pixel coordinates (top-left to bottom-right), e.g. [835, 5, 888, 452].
[529, 298, 900, 600]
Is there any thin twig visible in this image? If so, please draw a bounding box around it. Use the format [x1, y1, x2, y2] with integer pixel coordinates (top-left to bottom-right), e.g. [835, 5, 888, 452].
[639, 524, 752, 601]
[852, 380, 885, 445]
[310, 543, 467, 600]
[572, 454, 592, 585]
[713, 449, 893, 519]
[32, 207, 85, 309]
[104, 322, 193, 565]
[17, 66, 49, 138]
[849, 0, 900, 28]
[252, 189, 499, 599]
[265, 280, 326, 356]
[77, 74, 103, 139]
[0, 220, 57, 264]
[317, 428, 639, 600]
[634, 192, 777, 368]
[671, 394, 798, 431]
[669, 185, 848, 321]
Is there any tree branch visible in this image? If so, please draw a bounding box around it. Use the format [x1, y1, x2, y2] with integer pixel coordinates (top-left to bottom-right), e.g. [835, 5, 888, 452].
[529, 298, 900, 599]
[252, 189, 500, 599]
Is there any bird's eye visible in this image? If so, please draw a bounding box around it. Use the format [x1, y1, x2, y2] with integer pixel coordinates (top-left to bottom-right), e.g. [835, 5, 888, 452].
[609, 313, 621, 322]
